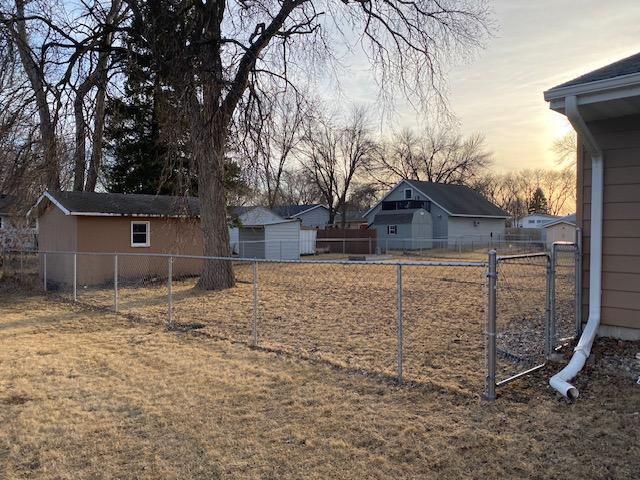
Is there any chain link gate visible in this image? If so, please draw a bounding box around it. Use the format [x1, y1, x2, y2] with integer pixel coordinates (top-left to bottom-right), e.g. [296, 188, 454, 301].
[485, 238, 581, 399]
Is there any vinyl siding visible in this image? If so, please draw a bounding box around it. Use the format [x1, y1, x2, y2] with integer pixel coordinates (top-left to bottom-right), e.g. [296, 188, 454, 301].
[578, 114, 640, 331]
[365, 182, 449, 238]
[264, 221, 300, 260]
[544, 223, 577, 248]
[447, 217, 506, 240]
[297, 207, 330, 228]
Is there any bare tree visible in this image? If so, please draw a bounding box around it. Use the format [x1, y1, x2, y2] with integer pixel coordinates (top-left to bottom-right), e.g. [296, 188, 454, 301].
[371, 127, 491, 188]
[237, 88, 311, 208]
[279, 168, 322, 205]
[0, 0, 128, 193]
[302, 106, 376, 225]
[72, 0, 125, 191]
[472, 168, 576, 221]
[553, 131, 577, 167]
[121, 0, 490, 290]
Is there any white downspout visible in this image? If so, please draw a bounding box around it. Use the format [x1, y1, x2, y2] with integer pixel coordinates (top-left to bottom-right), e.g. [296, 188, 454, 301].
[549, 95, 604, 399]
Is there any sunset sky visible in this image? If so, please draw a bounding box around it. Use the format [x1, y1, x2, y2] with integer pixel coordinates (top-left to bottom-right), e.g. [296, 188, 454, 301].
[324, 0, 640, 173]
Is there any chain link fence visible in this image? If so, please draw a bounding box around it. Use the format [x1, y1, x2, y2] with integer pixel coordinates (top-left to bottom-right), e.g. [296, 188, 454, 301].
[22, 250, 488, 394]
[484, 239, 581, 399]
[4, 240, 578, 399]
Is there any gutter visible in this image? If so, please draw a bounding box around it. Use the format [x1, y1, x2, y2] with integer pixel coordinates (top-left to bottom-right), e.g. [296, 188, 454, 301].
[548, 95, 604, 400]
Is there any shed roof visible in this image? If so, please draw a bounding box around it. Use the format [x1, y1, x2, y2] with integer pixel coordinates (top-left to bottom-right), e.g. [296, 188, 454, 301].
[39, 191, 200, 217]
[551, 52, 640, 90]
[372, 209, 422, 225]
[542, 213, 576, 228]
[404, 180, 509, 217]
[273, 204, 325, 218]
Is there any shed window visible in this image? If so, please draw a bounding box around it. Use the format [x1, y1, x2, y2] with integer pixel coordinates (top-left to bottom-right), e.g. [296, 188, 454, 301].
[131, 221, 150, 247]
[387, 225, 398, 235]
[404, 188, 412, 199]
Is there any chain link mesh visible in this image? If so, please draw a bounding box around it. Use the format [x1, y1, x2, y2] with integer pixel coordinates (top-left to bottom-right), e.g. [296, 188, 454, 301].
[553, 243, 578, 346]
[7, 244, 579, 396]
[495, 254, 549, 383]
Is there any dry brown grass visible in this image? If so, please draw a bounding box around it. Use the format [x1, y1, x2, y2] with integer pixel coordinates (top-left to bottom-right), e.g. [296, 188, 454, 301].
[1, 291, 639, 479]
[70, 257, 562, 394]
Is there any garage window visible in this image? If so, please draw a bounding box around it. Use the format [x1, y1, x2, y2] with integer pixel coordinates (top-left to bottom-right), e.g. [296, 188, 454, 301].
[131, 221, 150, 247]
[387, 225, 398, 235]
[404, 188, 412, 199]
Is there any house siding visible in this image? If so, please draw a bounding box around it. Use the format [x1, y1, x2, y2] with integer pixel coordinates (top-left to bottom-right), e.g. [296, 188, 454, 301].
[39, 206, 204, 286]
[297, 207, 329, 228]
[579, 114, 640, 334]
[447, 217, 506, 242]
[365, 182, 449, 238]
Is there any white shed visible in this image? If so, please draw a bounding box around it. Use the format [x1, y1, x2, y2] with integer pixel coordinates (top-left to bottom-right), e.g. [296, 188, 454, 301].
[230, 206, 301, 260]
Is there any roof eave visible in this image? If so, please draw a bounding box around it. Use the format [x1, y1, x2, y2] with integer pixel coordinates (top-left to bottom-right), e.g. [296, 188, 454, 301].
[544, 71, 640, 112]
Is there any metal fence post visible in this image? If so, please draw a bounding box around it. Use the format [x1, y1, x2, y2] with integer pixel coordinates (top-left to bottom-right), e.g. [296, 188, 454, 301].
[544, 249, 554, 358]
[369, 237, 372, 255]
[114, 254, 118, 313]
[550, 244, 557, 351]
[485, 250, 497, 400]
[575, 228, 583, 336]
[43, 252, 47, 292]
[73, 253, 77, 302]
[20, 250, 24, 281]
[167, 256, 173, 325]
[252, 261, 258, 347]
[396, 264, 403, 382]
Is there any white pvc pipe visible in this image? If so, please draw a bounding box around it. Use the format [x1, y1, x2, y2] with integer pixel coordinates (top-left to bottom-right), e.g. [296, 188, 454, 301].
[549, 95, 603, 399]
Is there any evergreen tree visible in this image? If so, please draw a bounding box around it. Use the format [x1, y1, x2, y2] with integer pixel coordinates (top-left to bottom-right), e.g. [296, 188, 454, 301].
[104, 39, 248, 199]
[104, 42, 195, 195]
[528, 187, 549, 214]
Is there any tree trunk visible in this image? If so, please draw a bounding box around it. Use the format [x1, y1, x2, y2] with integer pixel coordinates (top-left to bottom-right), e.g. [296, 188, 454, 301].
[84, 81, 107, 192]
[73, 94, 87, 190]
[193, 106, 235, 290]
[12, 0, 60, 191]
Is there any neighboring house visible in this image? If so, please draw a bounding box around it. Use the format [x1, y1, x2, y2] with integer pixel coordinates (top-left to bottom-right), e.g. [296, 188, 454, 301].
[272, 204, 330, 228]
[229, 206, 301, 260]
[364, 180, 509, 247]
[544, 51, 640, 341]
[542, 214, 577, 248]
[1, 194, 38, 251]
[515, 213, 559, 228]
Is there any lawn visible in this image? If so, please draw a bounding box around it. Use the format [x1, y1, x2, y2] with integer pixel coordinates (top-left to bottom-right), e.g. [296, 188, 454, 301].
[1, 290, 638, 479]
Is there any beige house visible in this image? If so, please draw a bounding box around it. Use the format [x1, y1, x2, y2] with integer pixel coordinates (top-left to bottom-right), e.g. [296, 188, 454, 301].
[34, 191, 204, 287]
[544, 51, 640, 399]
[545, 52, 640, 341]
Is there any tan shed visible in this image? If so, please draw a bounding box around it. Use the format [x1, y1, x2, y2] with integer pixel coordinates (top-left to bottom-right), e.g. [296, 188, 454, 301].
[34, 191, 204, 287]
[542, 215, 577, 249]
